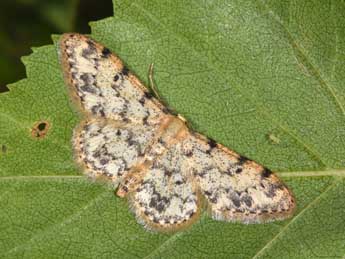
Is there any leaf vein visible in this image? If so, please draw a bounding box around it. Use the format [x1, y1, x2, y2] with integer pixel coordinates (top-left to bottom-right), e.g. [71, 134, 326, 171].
[251, 180, 338, 258]
[131, 1, 330, 167]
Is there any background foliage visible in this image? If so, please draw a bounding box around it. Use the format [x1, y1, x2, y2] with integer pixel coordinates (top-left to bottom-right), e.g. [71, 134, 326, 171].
[0, 0, 112, 92]
[0, 0, 345, 258]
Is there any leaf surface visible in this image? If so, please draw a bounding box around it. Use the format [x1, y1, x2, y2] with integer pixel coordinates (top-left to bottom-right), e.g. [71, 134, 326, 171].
[1, 1, 345, 258]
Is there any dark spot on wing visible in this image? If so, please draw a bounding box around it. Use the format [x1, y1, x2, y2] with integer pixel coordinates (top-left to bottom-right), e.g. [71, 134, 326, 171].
[198, 166, 214, 178]
[100, 158, 109, 165]
[119, 111, 129, 122]
[139, 97, 146, 106]
[80, 73, 93, 86]
[144, 91, 153, 99]
[128, 139, 137, 146]
[149, 197, 158, 209]
[164, 171, 172, 177]
[185, 151, 193, 157]
[206, 138, 217, 154]
[148, 190, 170, 213]
[237, 155, 249, 165]
[204, 190, 212, 197]
[242, 196, 253, 207]
[209, 195, 218, 204]
[208, 138, 217, 148]
[101, 47, 111, 58]
[80, 85, 96, 94]
[162, 107, 173, 114]
[82, 40, 97, 58]
[231, 195, 241, 208]
[204, 190, 218, 203]
[187, 210, 195, 218]
[276, 183, 286, 190]
[121, 66, 129, 76]
[99, 110, 105, 117]
[223, 168, 232, 176]
[71, 72, 77, 79]
[83, 124, 90, 131]
[93, 150, 101, 158]
[114, 74, 120, 82]
[86, 39, 95, 47]
[156, 203, 165, 213]
[158, 138, 166, 146]
[235, 167, 243, 174]
[261, 168, 273, 178]
[265, 184, 277, 198]
[143, 114, 149, 125]
[91, 104, 105, 116]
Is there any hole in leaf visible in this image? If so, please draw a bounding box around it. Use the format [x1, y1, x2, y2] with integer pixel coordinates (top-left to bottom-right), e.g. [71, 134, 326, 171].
[31, 120, 50, 139]
[37, 122, 46, 131]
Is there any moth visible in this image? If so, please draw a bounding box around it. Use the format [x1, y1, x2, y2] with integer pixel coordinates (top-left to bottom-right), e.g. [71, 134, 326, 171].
[59, 33, 295, 232]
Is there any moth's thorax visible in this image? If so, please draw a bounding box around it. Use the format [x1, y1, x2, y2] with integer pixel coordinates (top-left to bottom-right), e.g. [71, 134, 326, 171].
[116, 115, 189, 197]
[159, 115, 189, 142]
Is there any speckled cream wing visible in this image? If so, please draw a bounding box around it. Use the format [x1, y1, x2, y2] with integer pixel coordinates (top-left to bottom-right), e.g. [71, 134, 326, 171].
[129, 140, 200, 231]
[59, 33, 167, 126]
[73, 118, 156, 185]
[59, 33, 168, 185]
[59, 33, 296, 232]
[184, 133, 296, 223]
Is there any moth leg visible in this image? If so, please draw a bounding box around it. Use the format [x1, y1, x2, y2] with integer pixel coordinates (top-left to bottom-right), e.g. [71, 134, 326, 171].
[116, 161, 151, 197]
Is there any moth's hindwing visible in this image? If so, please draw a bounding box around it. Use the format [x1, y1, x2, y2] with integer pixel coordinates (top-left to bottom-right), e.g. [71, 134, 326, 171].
[187, 133, 296, 223]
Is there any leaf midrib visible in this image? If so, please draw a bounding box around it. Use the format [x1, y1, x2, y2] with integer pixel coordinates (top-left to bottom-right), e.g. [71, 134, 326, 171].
[251, 180, 338, 258]
[259, 0, 345, 117]
[1, 169, 345, 181]
[3, 191, 109, 256]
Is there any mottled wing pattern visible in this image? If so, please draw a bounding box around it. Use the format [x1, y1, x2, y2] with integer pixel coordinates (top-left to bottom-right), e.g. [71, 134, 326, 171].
[60, 33, 168, 185]
[59, 34, 166, 126]
[184, 133, 295, 223]
[130, 141, 200, 231]
[73, 119, 156, 185]
[59, 33, 296, 232]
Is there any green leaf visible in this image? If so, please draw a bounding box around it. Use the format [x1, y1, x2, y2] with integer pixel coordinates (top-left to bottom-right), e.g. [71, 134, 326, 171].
[1, 0, 345, 258]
